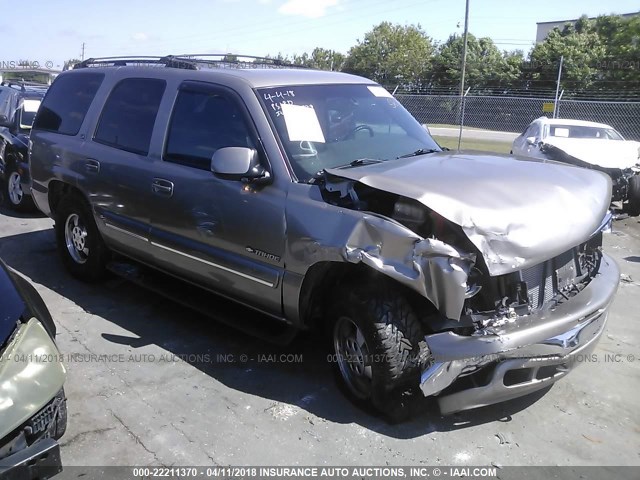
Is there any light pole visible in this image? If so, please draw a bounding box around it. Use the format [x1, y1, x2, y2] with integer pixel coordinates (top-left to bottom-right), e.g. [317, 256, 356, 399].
[553, 55, 564, 119]
[457, 0, 470, 150]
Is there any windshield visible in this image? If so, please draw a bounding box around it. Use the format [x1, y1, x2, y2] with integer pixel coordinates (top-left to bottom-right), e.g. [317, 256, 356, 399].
[258, 84, 441, 182]
[18, 98, 42, 129]
[549, 124, 624, 140]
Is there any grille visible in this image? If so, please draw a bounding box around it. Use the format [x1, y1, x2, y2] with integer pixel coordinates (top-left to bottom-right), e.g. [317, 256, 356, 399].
[28, 394, 63, 436]
[520, 262, 545, 309]
[519, 247, 582, 310]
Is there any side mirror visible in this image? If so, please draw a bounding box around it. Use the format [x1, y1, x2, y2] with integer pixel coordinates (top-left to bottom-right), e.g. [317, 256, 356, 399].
[0, 115, 12, 128]
[525, 136, 537, 146]
[210, 147, 271, 184]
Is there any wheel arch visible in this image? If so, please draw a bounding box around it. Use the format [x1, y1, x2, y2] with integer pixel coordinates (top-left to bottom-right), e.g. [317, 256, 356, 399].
[48, 180, 87, 218]
[298, 261, 439, 332]
[1, 143, 19, 174]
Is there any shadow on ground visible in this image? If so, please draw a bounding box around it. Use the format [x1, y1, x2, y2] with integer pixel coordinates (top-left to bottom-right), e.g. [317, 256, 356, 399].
[0, 198, 47, 219]
[0, 227, 551, 439]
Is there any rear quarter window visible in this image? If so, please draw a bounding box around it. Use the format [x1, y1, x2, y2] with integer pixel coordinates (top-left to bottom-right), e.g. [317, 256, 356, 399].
[33, 72, 104, 135]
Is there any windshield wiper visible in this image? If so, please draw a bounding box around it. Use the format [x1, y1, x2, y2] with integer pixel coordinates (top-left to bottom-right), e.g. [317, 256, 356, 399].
[334, 158, 384, 169]
[396, 148, 440, 159]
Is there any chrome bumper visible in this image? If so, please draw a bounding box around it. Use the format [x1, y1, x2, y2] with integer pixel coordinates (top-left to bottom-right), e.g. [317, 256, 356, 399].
[420, 253, 620, 414]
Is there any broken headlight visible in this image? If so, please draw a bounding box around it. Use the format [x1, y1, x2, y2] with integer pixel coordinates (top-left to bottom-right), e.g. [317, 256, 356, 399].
[392, 198, 430, 236]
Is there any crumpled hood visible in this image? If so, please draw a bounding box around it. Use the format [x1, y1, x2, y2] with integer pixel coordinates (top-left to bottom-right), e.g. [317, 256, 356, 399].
[543, 137, 640, 170]
[326, 152, 612, 276]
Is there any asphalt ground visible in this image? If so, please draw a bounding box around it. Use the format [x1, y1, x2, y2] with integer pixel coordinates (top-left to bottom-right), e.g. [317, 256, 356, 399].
[0, 201, 638, 470]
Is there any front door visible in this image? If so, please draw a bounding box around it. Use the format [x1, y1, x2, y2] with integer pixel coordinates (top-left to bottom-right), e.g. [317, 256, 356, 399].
[148, 82, 286, 316]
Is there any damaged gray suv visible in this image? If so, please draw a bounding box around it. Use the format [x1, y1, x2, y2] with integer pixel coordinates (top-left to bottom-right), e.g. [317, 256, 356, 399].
[28, 56, 620, 417]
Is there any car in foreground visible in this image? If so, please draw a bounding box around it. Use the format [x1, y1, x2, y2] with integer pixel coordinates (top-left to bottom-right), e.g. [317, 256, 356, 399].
[0, 81, 49, 211]
[29, 56, 619, 419]
[0, 259, 66, 478]
[512, 117, 640, 215]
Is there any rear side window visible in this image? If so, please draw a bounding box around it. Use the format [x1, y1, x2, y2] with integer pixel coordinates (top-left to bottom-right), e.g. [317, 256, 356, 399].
[94, 78, 166, 156]
[0, 89, 14, 118]
[33, 72, 104, 135]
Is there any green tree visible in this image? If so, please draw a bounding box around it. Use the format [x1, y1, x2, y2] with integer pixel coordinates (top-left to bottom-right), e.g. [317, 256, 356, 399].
[309, 48, 345, 71]
[342, 22, 434, 85]
[292, 48, 345, 70]
[260, 53, 292, 65]
[528, 16, 607, 91]
[592, 15, 640, 89]
[431, 34, 524, 90]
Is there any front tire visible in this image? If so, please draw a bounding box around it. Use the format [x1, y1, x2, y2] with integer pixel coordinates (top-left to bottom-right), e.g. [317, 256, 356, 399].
[329, 280, 429, 419]
[5, 164, 35, 212]
[626, 175, 640, 216]
[55, 193, 109, 281]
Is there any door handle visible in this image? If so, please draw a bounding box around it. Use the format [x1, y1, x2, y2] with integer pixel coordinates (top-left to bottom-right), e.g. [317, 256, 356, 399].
[152, 178, 174, 197]
[85, 159, 100, 174]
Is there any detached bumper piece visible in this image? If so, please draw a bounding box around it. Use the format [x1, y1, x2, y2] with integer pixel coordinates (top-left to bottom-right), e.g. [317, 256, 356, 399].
[0, 438, 61, 480]
[420, 253, 620, 414]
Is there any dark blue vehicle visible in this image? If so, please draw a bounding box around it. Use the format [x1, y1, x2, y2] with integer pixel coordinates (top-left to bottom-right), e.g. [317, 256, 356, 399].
[0, 82, 48, 211]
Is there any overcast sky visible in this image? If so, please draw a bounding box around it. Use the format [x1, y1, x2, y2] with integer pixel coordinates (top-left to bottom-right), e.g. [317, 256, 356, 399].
[1, 0, 638, 69]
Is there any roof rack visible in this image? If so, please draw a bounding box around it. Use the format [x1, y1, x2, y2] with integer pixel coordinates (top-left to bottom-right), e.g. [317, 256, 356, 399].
[0, 80, 49, 92]
[73, 54, 308, 70]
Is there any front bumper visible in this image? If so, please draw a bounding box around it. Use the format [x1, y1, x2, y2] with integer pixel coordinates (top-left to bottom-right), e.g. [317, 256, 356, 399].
[0, 438, 62, 480]
[420, 253, 620, 414]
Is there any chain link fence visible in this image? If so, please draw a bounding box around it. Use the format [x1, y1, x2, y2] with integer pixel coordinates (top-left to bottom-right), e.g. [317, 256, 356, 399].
[395, 93, 640, 141]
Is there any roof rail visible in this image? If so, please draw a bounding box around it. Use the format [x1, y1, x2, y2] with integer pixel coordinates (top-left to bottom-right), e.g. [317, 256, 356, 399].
[173, 54, 308, 69]
[73, 56, 189, 69]
[0, 80, 49, 92]
[73, 54, 308, 70]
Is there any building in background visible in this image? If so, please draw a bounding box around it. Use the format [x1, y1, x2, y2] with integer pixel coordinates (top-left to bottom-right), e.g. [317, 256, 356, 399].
[0, 68, 60, 85]
[535, 11, 639, 43]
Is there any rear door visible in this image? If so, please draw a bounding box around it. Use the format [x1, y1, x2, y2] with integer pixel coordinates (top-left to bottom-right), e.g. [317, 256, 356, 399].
[83, 77, 166, 260]
[147, 81, 286, 316]
[30, 71, 105, 216]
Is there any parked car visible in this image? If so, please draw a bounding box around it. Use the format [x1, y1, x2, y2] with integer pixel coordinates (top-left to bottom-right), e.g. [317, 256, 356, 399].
[0, 259, 66, 477]
[0, 82, 48, 211]
[512, 117, 640, 215]
[29, 56, 619, 418]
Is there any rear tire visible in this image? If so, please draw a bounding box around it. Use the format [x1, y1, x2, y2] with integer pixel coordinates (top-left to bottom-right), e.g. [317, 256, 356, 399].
[328, 279, 430, 421]
[55, 192, 109, 281]
[626, 175, 640, 216]
[4, 163, 35, 212]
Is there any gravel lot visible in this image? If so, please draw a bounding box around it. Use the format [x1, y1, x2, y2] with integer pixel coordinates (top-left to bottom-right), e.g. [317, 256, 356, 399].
[0, 202, 638, 468]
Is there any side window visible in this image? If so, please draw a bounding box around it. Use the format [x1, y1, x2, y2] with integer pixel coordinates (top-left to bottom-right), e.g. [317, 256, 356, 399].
[164, 88, 253, 170]
[94, 78, 166, 156]
[33, 72, 104, 135]
[524, 123, 539, 139]
[0, 89, 14, 119]
[531, 123, 541, 139]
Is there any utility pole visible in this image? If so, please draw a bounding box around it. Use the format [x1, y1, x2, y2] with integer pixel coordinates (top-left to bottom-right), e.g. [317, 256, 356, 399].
[81, 43, 86, 61]
[457, 0, 470, 150]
